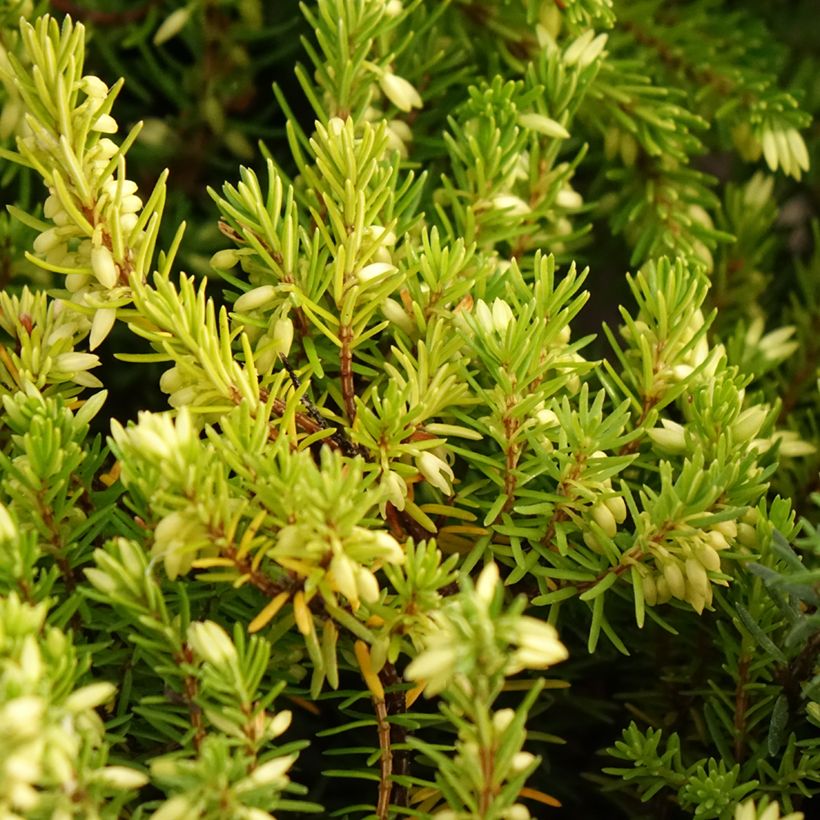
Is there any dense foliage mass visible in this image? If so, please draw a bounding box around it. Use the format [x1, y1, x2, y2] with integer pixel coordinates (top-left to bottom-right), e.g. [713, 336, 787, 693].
[0, 1, 818, 818]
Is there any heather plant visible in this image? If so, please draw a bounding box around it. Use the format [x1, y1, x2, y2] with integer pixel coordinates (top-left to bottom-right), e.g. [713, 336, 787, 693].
[0, 2, 817, 819]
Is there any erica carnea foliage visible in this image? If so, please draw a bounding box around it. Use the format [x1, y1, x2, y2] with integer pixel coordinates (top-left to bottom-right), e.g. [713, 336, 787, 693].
[0, 1, 817, 819]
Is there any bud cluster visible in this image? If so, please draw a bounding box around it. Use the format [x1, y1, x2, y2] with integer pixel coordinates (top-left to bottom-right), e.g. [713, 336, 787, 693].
[641, 520, 738, 613]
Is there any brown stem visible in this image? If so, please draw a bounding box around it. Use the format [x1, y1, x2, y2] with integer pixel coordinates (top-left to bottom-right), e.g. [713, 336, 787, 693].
[478, 744, 496, 817]
[177, 643, 205, 751]
[379, 663, 409, 811]
[374, 695, 392, 820]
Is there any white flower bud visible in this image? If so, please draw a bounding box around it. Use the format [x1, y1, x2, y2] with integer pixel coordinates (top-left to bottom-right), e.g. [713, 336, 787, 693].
[591, 502, 617, 538]
[565, 31, 608, 67]
[648, 420, 687, 454]
[510, 751, 536, 773]
[773, 432, 816, 457]
[475, 562, 500, 603]
[384, 0, 403, 17]
[663, 561, 686, 599]
[272, 316, 294, 357]
[490, 193, 531, 216]
[0, 502, 16, 540]
[82, 75, 109, 99]
[65, 681, 116, 713]
[210, 248, 241, 270]
[91, 245, 119, 288]
[54, 352, 100, 374]
[120, 194, 143, 214]
[758, 325, 798, 362]
[642, 573, 657, 606]
[151, 795, 193, 820]
[536, 407, 559, 427]
[234, 285, 276, 312]
[502, 803, 531, 820]
[697, 543, 722, 573]
[731, 406, 768, 444]
[518, 112, 569, 139]
[382, 470, 407, 511]
[685, 557, 710, 600]
[485, 301, 511, 336]
[712, 520, 737, 540]
[416, 451, 455, 495]
[269, 709, 292, 738]
[92, 113, 118, 134]
[154, 6, 193, 45]
[371, 530, 404, 563]
[356, 566, 380, 604]
[706, 529, 729, 551]
[89, 308, 117, 351]
[91, 766, 149, 790]
[379, 71, 423, 112]
[605, 495, 627, 524]
[381, 299, 414, 334]
[187, 621, 238, 667]
[474, 298, 493, 334]
[493, 708, 516, 732]
[243, 755, 295, 788]
[44, 193, 63, 219]
[555, 187, 583, 209]
[330, 554, 358, 603]
[33, 227, 62, 254]
[358, 262, 397, 284]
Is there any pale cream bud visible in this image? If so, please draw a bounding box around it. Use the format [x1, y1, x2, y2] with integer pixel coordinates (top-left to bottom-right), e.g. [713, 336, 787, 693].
[518, 112, 569, 139]
[187, 621, 237, 667]
[330, 554, 358, 603]
[269, 710, 292, 738]
[706, 530, 729, 551]
[663, 561, 686, 599]
[92, 113, 118, 134]
[81, 75, 109, 99]
[591, 502, 617, 538]
[492, 298, 514, 332]
[490, 193, 531, 216]
[510, 751, 536, 773]
[358, 262, 397, 284]
[642, 573, 657, 606]
[475, 562, 500, 603]
[210, 248, 241, 270]
[697, 543, 722, 573]
[65, 681, 116, 713]
[159, 367, 185, 394]
[154, 6, 193, 45]
[685, 557, 710, 599]
[605, 495, 627, 524]
[493, 708, 516, 732]
[732, 406, 768, 444]
[379, 71, 423, 112]
[234, 285, 276, 312]
[647, 420, 687, 454]
[34, 227, 62, 254]
[91, 766, 149, 790]
[91, 245, 119, 288]
[556, 187, 583, 209]
[356, 566, 380, 604]
[89, 308, 116, 351]
[381, 299, 414, 334]
[416, 451, 454, 495]
[54, 351, 100, 374]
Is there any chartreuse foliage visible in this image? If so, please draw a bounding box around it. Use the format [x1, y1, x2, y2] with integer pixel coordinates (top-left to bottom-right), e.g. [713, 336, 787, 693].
[0, 2, 817, 819]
